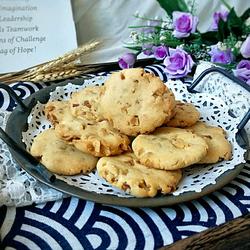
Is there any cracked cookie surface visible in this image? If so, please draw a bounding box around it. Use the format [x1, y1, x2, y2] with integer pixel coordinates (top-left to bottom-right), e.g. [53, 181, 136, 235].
[188, 122, 232, 163]
[132, 127, 208, 170]
[70, 86, 104, 123]
[100, 68, 175, 136]
[30, 128, 98, 175]
[45, 101, 130, 157]
[97, 153, 182, 197]
[165, 101, 200, 127]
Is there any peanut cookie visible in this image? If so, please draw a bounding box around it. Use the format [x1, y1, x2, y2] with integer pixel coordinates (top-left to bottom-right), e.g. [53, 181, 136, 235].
[30, 128, 97, 175]
[97, 153, 182, 197]
[165, 101, 200, 127]
[132, 127, 208, 170]
[70, 86, 104, 123]
[188, 122, 232, 163]
[100, 68, 175, 136]
[164, 89, 176, 124]
[45, 101, 130, 157]
[45, 100, 69, 126]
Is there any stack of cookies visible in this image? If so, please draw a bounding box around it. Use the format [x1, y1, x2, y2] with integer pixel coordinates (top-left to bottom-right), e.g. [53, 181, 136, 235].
[30, 68, 232, 198]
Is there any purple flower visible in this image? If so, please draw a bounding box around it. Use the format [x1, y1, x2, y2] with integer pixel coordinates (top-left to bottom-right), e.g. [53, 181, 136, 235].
[208, 45, 234, 64]
[172, 11, 198, 38]
[163, 47, 194, 78]
[211, 9, 229, 30]
[240, 35, 250, 58]
[153, 45, 169, 60]
[142, 43, 153, 56]
[118, 53, 137, 69]
[233, 60, 250, 85]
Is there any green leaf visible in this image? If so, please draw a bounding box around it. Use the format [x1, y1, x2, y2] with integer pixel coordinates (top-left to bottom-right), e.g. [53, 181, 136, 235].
[200, 31, 219, 45]
[240, 8, 250, 22]
[124, 46, 142, 51]
[183, 33, 201, 44]
[227, 8, 243, 36]
[218, 19, 229, 41]
[159, 39, 182, 47]
[156, 0, 189, 17]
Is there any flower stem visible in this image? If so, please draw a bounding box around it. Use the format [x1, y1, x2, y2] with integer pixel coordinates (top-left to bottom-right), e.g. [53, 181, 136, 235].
[128, 25, 171, 31]
[133, 14, 167, 23]
[189, 0, 196, 15]
[219, 0, 232, 10]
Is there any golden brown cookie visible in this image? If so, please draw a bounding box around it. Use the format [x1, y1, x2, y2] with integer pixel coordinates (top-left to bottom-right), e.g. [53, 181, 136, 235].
[164, 89, 176, 124]
[45, 101, 130, 157]
[30, 128, 98, 175]
[188, 121, 232, 163]
[100, 68, 175, 136]
[45, 100, 69, 126]
[97, 153, 182, 198]
[132, 127, 208, 170]
[165, 101, 200, 127]
[69, 86, 104, 123]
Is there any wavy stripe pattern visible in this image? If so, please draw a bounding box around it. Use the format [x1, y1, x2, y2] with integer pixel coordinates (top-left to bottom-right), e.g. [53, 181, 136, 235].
[0, 66, 249, 250]
[1, 166, 250, 249]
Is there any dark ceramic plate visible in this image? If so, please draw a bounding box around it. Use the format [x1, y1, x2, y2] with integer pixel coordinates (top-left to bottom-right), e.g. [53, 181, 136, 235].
[2, 67, 249, 207]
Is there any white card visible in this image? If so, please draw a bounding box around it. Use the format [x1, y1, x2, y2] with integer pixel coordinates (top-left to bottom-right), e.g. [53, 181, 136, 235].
[0, 0, 77, 73]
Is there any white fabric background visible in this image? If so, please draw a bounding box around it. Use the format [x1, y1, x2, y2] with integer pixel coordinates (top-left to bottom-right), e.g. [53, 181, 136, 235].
[71, 0, 250, 64]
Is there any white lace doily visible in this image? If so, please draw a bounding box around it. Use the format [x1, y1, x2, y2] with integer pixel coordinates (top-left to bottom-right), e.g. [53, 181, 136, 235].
[20, 76, 246, 198]
[0, 111, 64, 207]
[194, 61, 250, 145]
